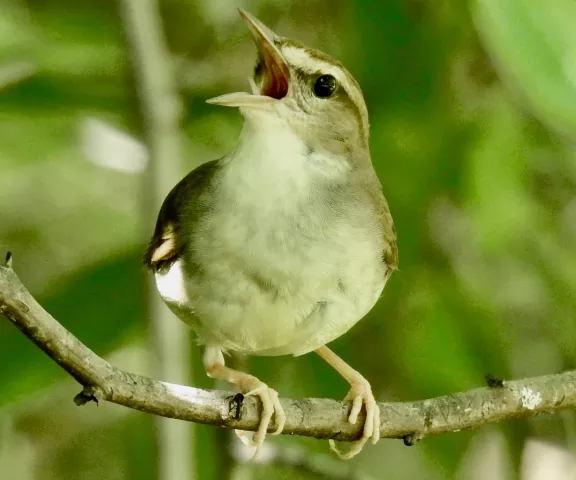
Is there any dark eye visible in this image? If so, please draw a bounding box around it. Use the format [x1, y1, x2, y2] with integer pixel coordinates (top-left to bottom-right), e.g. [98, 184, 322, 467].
[313, 74, 337, 98]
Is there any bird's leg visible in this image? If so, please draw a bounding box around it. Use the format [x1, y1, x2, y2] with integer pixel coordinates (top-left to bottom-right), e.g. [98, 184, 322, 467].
[202, 347, 286, 451]
[315, 345, 380, 459]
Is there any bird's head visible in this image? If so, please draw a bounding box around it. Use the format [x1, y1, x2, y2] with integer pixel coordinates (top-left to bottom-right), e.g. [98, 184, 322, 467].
[207, 9, 370, 158]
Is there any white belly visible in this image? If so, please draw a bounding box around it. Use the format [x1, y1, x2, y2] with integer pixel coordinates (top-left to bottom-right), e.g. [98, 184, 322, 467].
[155, 237, 386, 357]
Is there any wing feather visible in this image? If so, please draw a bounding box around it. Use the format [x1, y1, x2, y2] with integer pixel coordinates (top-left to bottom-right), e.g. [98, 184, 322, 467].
[143, 159, 220, 269]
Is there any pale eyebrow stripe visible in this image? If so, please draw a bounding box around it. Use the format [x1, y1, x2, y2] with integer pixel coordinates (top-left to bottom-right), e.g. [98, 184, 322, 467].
[282, 45, 337, 76]
[279, 42, 370, 139]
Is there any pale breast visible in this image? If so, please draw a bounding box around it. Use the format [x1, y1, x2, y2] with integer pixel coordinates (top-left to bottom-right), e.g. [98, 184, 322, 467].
[179, 184, 387, 355]
[154, 116, 389, 356]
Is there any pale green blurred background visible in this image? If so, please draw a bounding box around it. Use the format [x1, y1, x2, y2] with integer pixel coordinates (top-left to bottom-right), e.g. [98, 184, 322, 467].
[2, 0, 576, 479]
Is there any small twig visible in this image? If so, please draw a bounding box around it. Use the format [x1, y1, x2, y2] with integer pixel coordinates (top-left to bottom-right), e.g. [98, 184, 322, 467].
[5, 252, 13, 268]
[2, 255, 576, 443]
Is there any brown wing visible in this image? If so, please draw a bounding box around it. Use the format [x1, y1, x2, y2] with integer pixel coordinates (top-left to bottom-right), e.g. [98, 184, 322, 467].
[381, 198, 398, 272]
[366, 173, 398, 274]
[143, 159, 220, 269]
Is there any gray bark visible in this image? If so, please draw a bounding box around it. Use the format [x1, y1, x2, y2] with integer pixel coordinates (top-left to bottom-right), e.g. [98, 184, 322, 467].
[2, 256, 576, 445]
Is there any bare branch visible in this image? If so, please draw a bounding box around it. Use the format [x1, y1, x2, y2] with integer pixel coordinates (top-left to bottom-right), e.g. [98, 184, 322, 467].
[2, 256, 576, 444]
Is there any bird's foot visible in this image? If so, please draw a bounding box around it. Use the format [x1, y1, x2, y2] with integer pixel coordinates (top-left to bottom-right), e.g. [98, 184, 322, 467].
[330, 378, 380, 460]
[234, 380, 286, 457]
[202, 348, 285, 458]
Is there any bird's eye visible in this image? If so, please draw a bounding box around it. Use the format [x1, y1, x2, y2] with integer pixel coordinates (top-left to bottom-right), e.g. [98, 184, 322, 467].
[313, 74, 337, 98]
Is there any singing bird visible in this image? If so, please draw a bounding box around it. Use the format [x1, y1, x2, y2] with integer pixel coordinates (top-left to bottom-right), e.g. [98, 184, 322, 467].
[144, 9, 397, 459]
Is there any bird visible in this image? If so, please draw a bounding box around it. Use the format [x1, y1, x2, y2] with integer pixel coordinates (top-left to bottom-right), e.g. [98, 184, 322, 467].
[144, 9, 398, 459]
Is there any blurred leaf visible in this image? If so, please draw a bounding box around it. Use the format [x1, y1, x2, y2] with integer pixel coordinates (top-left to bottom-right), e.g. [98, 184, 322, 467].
[395, 274, 483, 397]
[473, 0, 576, 137]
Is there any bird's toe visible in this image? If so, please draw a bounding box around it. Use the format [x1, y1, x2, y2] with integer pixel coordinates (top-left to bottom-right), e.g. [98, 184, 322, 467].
[244, 382, 286, 446]
[330, 379, 381, 459]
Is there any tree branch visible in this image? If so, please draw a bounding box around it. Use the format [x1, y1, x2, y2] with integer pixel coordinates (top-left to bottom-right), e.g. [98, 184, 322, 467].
[2, 253, 576, 444]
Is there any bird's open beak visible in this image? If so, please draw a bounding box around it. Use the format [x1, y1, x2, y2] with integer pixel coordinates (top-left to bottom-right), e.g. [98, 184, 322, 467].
[206, 9, 290, 110]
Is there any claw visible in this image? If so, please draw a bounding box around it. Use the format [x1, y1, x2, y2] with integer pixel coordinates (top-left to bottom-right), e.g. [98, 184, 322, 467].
[330, 379, 380, 459]
[203, 348, 285, 459]
[235, 381, 286, 452]
[235, 429, 254, 447]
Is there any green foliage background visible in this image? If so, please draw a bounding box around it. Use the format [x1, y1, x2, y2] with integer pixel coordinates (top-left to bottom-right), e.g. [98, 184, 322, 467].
[1, 0, 576, 478]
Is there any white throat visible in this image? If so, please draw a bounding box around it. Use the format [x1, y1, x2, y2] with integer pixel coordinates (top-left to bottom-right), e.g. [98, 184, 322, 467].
[222, 110, 350, 206]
